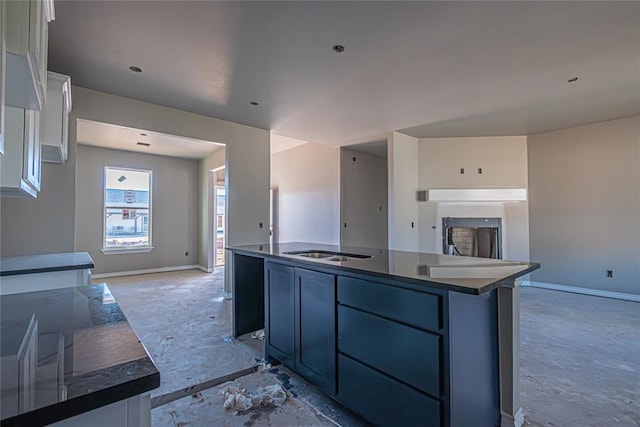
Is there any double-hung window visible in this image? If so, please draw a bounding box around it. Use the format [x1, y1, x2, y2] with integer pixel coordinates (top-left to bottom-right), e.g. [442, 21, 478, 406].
[103, 167, 152, 252]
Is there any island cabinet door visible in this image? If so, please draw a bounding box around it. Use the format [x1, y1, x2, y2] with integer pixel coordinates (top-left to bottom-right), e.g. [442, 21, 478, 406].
[294, 268, 337, 395]
[265, 262, 295, 369]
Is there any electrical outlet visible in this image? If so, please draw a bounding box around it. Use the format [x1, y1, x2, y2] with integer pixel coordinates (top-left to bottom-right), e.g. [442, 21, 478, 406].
[460, 168, 465, 174]
[607, 270, 613, 278]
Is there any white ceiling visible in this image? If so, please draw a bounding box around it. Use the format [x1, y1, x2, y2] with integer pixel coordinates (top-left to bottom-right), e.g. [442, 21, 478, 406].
[76, 119, 224, 159]
[77, 120, 306, 158]
[270, 133, 308, 155]
[49, 1, 640, 149]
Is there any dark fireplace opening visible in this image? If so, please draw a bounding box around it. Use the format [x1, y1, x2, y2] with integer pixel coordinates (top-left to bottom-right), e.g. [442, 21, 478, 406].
[442, 217, 502, 259]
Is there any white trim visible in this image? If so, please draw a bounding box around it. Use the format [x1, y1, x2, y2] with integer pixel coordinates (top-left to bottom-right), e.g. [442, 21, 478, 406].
[101, 246, 154, 255]
[198, 265, 213, 273]
[522, 280, 640, 303]
[501, 407, 524, 427]
[426, 188, 526, 202]
[103, 166, 153, 253]
[92, 265, 210, 279]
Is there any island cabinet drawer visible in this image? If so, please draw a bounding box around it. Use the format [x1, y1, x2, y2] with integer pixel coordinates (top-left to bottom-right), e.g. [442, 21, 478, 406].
[338, 354, 441, 427]
[337, 276, 442, 332]
[338, 305, 440, 397]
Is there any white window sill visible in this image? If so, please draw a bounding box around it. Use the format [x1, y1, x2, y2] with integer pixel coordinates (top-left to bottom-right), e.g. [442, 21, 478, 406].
[101, 247, 154, 255]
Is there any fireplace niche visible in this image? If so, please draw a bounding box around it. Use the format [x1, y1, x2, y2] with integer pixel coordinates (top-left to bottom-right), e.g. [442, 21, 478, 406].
[442, 217, 502, 259]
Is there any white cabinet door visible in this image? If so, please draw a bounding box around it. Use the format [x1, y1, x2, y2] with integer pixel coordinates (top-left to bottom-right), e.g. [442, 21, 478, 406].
[23, 109, 41, 192]
[1, 107, 40, 197]
[5, 0, 54, 111]
[0, 0, 5, 155]
[41, 72, 71, 164]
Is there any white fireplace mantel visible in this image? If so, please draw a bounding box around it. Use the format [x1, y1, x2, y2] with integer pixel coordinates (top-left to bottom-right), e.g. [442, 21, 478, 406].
[420, 188, 527, 202]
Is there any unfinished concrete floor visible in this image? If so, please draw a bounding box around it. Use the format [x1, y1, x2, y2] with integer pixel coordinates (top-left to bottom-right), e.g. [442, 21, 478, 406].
[520, 287, 639, 427]
[101, 270, 639, 426]
[153, 366, 369, 427]
[102, 269, 264, 404]
[101, 269, 365, 427]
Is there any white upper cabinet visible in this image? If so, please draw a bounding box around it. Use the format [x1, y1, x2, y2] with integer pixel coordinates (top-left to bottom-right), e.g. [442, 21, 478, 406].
[41, 72, 71, 163]
[1, 107, 42, 198]
[5, 0, 54, 111]
[0, 0, 6, 155]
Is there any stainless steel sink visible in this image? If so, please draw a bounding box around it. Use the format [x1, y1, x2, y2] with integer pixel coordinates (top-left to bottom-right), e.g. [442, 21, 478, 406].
[298, 252, 333, 259]
[326, 256, 350, 262]
[284, 250, 372, 261]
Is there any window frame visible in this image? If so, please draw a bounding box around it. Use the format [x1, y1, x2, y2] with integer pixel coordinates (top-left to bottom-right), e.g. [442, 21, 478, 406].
[102, 166, 153, 254]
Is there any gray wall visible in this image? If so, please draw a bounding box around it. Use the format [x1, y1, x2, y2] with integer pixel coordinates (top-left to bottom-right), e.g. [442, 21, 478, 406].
[387, 131, 420, 251]
[1, 117, 78, 256]
[71, 86, 271, 254]
[417, 136, 530, 261]
[271, 143, 340, 245]
[1, 86, 270, 273]
[528, 116, 640, 295]
[340, 147, 388, 248]
[76, 145, 199, 274]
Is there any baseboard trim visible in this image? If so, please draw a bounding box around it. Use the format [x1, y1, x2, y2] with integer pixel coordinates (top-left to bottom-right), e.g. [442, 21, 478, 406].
[197, 265, 214, 273]
[92, 265, 210, 279]
[522, 281, 640, 302]
[501, 407, 524, 427]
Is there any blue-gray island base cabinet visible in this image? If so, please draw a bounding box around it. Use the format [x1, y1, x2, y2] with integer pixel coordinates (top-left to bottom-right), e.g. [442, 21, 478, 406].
[228, 243, 540, 427]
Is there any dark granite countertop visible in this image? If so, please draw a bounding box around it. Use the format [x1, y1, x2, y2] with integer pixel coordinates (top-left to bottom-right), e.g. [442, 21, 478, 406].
[0, 252, 95, 277]
[228, 242, 540, 295]
[0, 285, 160, 426]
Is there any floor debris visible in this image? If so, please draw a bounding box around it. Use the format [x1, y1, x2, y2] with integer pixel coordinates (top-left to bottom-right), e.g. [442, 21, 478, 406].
[251, 330, 265, 340]
[222, 383, 287, 411]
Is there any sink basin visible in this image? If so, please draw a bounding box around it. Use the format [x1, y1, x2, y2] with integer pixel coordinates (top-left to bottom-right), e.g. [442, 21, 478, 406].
[298, 252, 333, 259]
[326, 256, 350, 262]
[284, 250, 372, 261]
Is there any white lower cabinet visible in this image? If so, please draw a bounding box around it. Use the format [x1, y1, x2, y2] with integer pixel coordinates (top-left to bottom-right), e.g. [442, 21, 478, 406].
[0, 314, 38, 415]
[48, 394, 151, 427]
[0, 268, 92, 296]
[0, 106, 41, 197]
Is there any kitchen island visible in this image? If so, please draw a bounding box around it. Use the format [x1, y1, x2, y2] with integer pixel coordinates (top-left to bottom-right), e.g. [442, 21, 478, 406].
[0, 284, 160, 427]
[228, 242, 539, 427]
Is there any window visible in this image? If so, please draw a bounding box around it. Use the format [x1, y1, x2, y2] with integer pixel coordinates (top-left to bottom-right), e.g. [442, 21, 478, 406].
[103, 167, 152, 251]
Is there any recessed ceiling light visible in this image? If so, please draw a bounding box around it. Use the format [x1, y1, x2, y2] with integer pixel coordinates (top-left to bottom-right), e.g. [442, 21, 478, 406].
[129, 66, 142, 73]
[567, 77, 578, 83]
[333, 45, 345, 53]
[136, 142, 151, 147]
[250, 101, 259, 106]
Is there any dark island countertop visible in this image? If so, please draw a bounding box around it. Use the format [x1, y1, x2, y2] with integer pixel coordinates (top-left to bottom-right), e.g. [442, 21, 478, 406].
[0, 284, 160, 426]
[0, 252, 95, 277]
[228, 242, 539, 295]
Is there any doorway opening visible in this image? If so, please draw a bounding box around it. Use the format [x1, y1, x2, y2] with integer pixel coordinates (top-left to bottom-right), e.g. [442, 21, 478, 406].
[212, 168, 226, 267]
